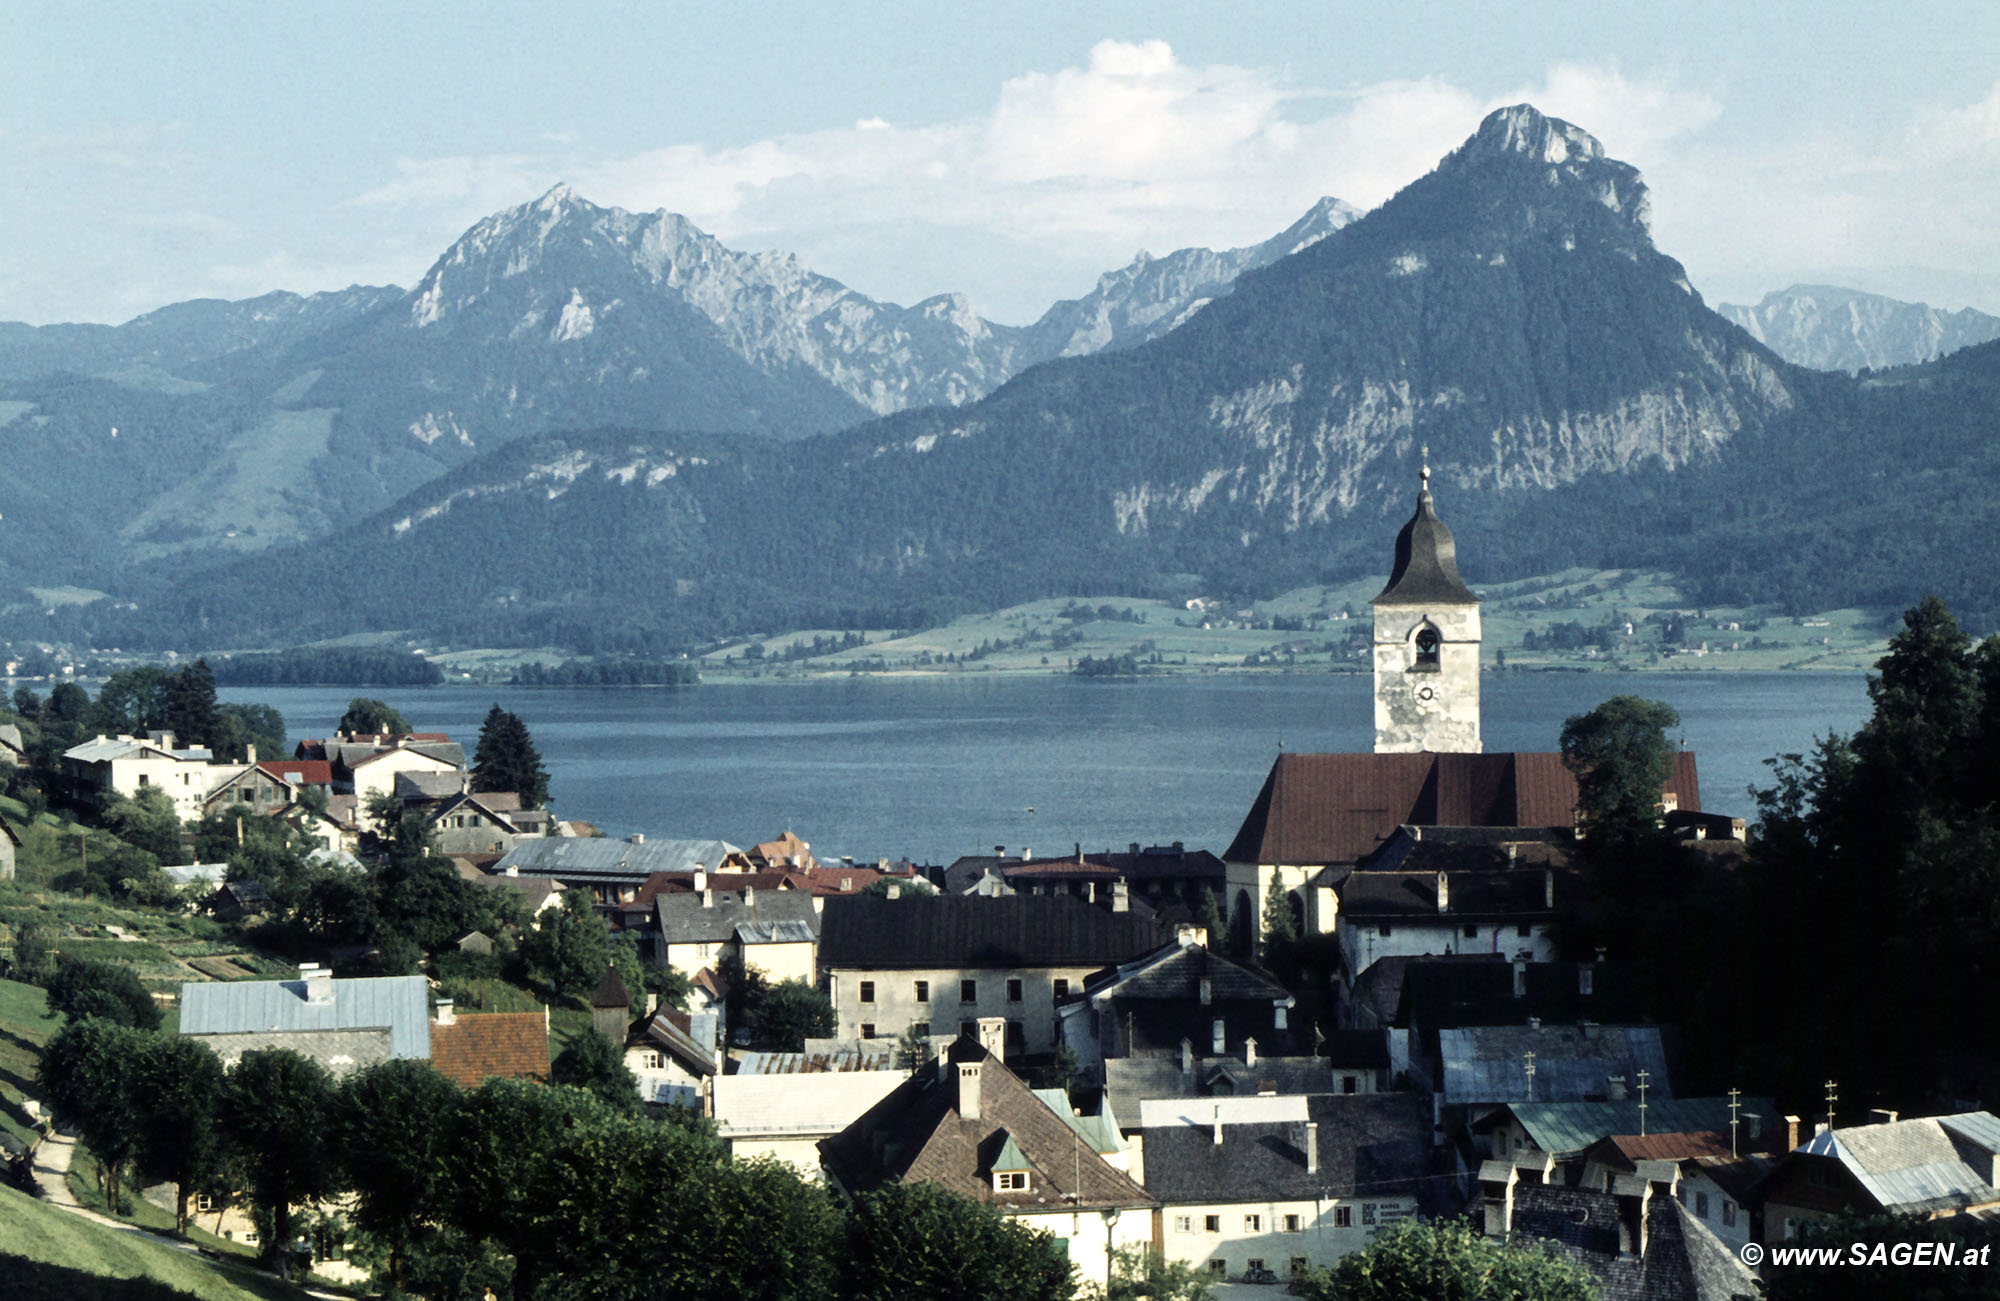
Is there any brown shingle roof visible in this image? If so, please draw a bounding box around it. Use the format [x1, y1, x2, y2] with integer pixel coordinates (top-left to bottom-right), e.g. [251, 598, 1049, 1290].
[429, 1012, 549, 1088]
[819, 1038, 1155, 1211]
[1224, 752, 1700, 865]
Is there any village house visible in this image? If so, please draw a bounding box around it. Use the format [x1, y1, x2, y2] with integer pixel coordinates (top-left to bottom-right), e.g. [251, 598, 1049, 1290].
[0, 722, 26, 772]
[177, 965, 429, 1075]
[1056, 936, 1297, 1089]
[625, 1006, 719, 1109]
[944, 842, 1226, 923]
[817, 893, 1176, 1057]
[0, 812, 19, 881]
[1579, 1129, 1784, 1255]
[1139, 1092, 1433, 1286]
[819, 1030, 1157, 1291]
[426, 999, 551, 1088]
[651, 885, 821, 984]
[1473, 1096, 1780, 1182]
[710, 1046, 907, 1176]
[1760, 1110, 2000, 1244]
[493, 835, 741, 910]
[63, 732, 227, 821]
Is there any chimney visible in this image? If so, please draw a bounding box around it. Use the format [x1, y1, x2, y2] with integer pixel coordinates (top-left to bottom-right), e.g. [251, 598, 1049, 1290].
[702, 888, 714, 908]
[1306, 1121, 1318, 1174]
[693, 866, 707, 893]
[1212, 1018, 1225, 1053]
[1607, 1074, 1628, 1101]
[1021, 847, 1032, 860]
[1512, 957, 1528, 998]
[1579, 962, 1595, 996]
[1868, 1108, 1899, 1126]
[1436, 872, 1450, 913]
[1200, 977, 1212, 1005]
[1181, 1037, 1194, 1075]
[1274, 1000, 1288, 1030]
[246, 744, 257, 765]
[1075, 842, 1083, 863]
[978, 1016, 1006, 1058]
[886, 884, 901, 900]
[629, 832, 645, 844]
[743, 885, 755, 909]
[1244, 1037, 1258, 1067]
[958, 1061, 983, 1122]
[1112, 880, 1130, 913]
[1506, 842, 1517, 866]
[1213, 1103, 1224, 1146]
[1482, 1164, 1519, 1237]
[1129, 842, 1140, 856]
[1545, 869, 1556, 908]
[1786, 1114, 1801, 1150]
[995, 845, 1005, 857]
[435, 998, 455, 1025]
[1527, 1016, 1541, 1031]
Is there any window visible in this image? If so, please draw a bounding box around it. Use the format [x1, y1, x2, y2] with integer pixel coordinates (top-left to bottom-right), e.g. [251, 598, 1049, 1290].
[1290, 1257, 1309, 1277]
[195, 1193, 219, 1214]
[1463, 923, 1477, 939]
[1052, 978, 1069, 998]
[1006, 978, 1024, 1002]
[1244, 1214, 1262, 1233]
[1204, 1215, 1221, 1233]
[1517, 923, 1531, 937]
[959, 1020, 977, 1040]
[1207, 1261, 1226, 1277]
[860, 1023, 876, 1039]
[1342, 1075, 1358, 1094]
[911, 1021, 930, 1039]
[1335, 1206, 1352, 1227]
[137, 773, 149, 787]
[914, 980, 930, 1003]
[1004, 1020, 1026, 1053]
[859, 981, 875, 1004]
[961, 979, 978, 1003]
[995, 1171, 1028, 1192]
[1378, 924, 1392, 937]
[1282, 1214, 1302, 1233]
[1695, 1191, 1710, 1218]
[1723, 1202, 1737, 1227]
[1246, 1258, 1266, 1274]
[641, 1051, 663, 1070]
[1173, 1215, 1192, 1234]
[1414, 626, 1441, 668]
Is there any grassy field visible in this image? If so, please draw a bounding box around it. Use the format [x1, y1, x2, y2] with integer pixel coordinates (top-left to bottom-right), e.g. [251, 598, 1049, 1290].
[0, 1184, 305, 1301]
[687, 571, 1896, 680]
[0, 976, 51, 1149]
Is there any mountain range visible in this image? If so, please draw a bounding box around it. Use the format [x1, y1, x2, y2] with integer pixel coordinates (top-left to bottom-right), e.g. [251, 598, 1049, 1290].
[1717, 285, 2000, 373]
[6, 104, 2000, 652]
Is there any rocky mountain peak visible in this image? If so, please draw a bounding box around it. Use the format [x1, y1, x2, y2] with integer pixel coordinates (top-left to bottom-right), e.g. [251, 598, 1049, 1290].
[1411, 103, 1652, 241]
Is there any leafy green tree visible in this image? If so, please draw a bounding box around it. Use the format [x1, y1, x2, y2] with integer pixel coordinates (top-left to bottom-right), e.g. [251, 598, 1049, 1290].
[472, 705, 551, 809]
[337, 697, 410, 736]
[166, 659, 221, 754]
[1107, 1244, 1213, 1301]
[39, 1018, 149, 1212]
[551, 1027, 640, 1113]
[133, 1036, 228, 1235]
[222, 1048, 336, 1278]
[336, 1058, 464, 1290]
[212, 701, 286, 764]
[99, 786, 182, 864]
[44, 955, 163, 1030]
[1293, 1217, 1598, 1301]
[10, 918, 53, 981]
[845, 1180, 1076, 1301]
[520, 889, 614, 997]
[1259, 880, 1300, 967]
[90, 667, 173, 737]
[1559, 695, 1681, 844]
[47, 680, 91, 725]
[755, 979, 836, 1051]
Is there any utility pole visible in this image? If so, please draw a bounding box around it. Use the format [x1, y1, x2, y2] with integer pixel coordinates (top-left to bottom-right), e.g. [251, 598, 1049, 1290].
[1637, 1069, 1650, 1137]
[1728, 1088, 1742, 1158]
[1824, 1080, 1839, 1133]
[1523, 1051, 1536, 1102]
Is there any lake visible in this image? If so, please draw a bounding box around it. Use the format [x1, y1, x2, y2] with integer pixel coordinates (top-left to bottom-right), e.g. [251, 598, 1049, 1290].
[221, 671, 1873, 865]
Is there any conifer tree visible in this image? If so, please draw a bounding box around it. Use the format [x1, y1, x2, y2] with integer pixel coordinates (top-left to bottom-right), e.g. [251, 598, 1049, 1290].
[472, 704, 550, 808]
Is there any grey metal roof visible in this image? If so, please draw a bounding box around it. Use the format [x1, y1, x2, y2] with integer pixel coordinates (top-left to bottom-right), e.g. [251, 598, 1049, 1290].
[656, 890, 820, 944]
[179, 974, 430, 1060]
[495, 836, 740, 882]
[64, 735, 210, 763]
[161, 862, 229, 886]
[1439, 1024, 1670, 1106]
[1807, 1112, 2000, 1215]
[1496, 1097, 1777, 1159]
[735, 919, 818, 945]
[734, 1045, 897, 1074]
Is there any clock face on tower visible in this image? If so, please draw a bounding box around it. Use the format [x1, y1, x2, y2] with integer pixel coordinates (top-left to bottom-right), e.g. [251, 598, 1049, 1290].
[1415, 685, 1436, 703]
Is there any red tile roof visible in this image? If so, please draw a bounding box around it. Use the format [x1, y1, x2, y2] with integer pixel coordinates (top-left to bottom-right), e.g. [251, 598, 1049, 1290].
[259, 760, 333, 785]
[1224, 752, 1701, 865]
[428, 1012, 549, 1088]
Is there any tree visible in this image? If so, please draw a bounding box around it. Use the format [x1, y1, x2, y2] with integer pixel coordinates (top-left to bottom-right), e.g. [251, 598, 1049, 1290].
[132, 1036, 227, 1235]
[39, 1018, 149, 1213]
[1759, 1212, 2000, 1301]
[1292, 1217, 1599, 1301]
[1559, 695, 1681, 844]
[520, 889, 614, 997]
[99, 786, 182, 864]
[337, 697, 410, 736]
[166, 659, 221, 753]
[1107, 1244, 1213, 1301]
[1259, 879, 1300, 967]
[551, 1028, 640, 1113]
[212, 701, 286, 764]
[336, 1058, 463, 1290]
[472, 704, 550, 809]
[222, 1048, 336, 1278]
[44, 955, 163, 1030]
[845, 1180, 1076, 1301]
[755, 979, 836, 1051]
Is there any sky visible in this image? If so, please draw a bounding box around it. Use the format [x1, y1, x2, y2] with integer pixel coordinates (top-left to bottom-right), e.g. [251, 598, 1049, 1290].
[6, 2, 2000, 327]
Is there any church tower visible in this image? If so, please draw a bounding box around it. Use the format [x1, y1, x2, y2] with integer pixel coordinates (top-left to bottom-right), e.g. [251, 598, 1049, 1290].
[1371, 453, 1481, 753]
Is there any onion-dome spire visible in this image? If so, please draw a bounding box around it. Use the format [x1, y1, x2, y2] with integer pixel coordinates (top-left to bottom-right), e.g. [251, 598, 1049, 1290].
[1373, 446, 1478, 605]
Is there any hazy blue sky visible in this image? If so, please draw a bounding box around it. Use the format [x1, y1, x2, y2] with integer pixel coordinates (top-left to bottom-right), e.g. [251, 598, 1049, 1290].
[6, 2, 1998, 325]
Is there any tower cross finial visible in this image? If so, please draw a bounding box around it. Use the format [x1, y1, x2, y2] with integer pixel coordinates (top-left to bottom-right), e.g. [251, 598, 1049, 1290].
[1420, 444, 1431, 492]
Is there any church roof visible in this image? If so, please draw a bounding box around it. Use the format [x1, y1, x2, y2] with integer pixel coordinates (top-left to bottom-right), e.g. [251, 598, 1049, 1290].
[1373, 474, 1478, 606]
[1223, 751, 1701, 866]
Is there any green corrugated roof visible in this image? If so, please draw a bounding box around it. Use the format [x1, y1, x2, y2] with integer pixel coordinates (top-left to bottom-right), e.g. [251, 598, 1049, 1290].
[1507, 1097, 1778, 1157]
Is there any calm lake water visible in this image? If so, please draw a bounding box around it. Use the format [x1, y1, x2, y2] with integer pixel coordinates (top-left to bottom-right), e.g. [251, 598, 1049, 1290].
[222, 672, 1872, 866]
